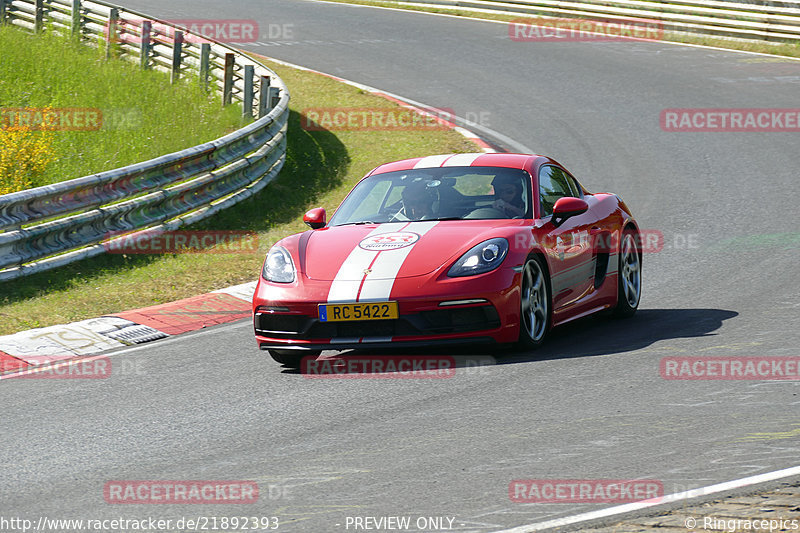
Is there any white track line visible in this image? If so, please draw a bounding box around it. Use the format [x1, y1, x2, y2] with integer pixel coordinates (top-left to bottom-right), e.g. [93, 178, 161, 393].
[493, 465, 800, 532]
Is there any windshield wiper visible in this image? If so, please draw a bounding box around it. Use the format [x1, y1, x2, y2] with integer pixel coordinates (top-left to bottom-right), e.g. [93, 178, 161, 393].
[335, 221, 377, 226]
[336, 217, 461, 226]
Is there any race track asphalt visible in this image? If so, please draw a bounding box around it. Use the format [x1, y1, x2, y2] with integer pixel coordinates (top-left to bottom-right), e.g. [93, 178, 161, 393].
[2, 1, 799, 530]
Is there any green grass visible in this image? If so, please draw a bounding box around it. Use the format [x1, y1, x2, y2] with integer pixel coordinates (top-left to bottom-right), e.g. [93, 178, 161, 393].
[0, 24, 246, 188]
[0, 54, 476, 335]
[320, 0, 800, 59]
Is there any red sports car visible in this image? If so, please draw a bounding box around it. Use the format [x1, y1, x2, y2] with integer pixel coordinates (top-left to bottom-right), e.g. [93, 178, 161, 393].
[253, 153, 641, 367]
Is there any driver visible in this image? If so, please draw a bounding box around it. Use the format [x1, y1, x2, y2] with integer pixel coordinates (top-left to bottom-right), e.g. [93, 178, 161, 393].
[397, 180, 436, 220]
[491, 174, 525, 217]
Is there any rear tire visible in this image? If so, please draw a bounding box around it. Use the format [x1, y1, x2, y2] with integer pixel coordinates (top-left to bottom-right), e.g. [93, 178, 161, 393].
[268, 349, 320, 368]
[517, 255, 552, 349]
[613, 229, 642, 318]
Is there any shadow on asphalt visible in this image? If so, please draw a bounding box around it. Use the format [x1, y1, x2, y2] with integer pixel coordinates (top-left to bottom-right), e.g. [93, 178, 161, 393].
[279, 308, 738, 374]
[497, 307, 739, 364]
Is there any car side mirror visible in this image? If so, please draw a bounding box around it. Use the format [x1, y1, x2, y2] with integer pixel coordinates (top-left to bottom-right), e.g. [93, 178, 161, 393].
[303, 208, 326, 229]
[551, 197, 588, 227]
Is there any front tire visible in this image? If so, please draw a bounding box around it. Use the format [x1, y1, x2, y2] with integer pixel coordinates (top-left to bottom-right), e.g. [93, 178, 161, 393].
[517, 255, 551, 349]
[613, 229, 642, 318]
[268, 349, 320, 368]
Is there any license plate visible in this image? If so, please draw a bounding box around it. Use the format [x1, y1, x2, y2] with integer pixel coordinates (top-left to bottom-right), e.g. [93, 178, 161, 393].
[319, 302, 399, 322]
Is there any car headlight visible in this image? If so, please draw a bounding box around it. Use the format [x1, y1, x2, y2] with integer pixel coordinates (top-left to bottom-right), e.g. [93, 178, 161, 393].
[448, 238, 509, 277]
[263, 246, 296, 283]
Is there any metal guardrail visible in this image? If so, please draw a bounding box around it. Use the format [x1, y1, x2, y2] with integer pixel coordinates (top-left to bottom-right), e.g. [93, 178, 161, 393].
[0, 0, 289, 281]
[392, 0, 800, 42]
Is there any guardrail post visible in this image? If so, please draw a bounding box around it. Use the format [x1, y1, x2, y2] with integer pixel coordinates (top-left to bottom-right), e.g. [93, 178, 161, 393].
[105, 8, 118, 59]
[199, 43, 210, 92]
[171, 30, 184, 84]
[269, 86, 280, 111]
[223, 53, 234, 106]
[71, 0, 81, 38]
[34, 0, 44, 33]
[140, 20, 152, 70]
[242, 65, 254, 118]
[258, 75, 271, 118]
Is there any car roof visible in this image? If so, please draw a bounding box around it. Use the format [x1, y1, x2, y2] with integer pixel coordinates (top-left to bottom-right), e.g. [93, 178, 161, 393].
[370, 153, 542, 175]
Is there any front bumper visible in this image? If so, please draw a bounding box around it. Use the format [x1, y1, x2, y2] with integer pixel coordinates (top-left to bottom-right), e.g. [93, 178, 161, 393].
[253, 268, 521, 350]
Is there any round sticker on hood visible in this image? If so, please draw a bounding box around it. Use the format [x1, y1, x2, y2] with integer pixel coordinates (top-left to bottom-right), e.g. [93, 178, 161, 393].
[359, 232, 420, 251]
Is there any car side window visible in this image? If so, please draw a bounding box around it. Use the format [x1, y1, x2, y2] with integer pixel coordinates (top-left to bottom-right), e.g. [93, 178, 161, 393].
[538, 165, 578, 217]
[563, 171, 582, 197]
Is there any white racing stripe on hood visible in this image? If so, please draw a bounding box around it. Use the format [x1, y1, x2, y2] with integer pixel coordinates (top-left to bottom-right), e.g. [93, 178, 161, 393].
[357, 221, 439, 301]
[326, 221, 438, 303]
[327, 222, 406, 303]
[413, 154, 452, 169]
[442, 153, 481, 166]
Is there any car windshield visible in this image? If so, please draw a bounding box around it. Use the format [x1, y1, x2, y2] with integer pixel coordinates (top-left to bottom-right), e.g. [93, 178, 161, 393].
[328, 166, 532, 226]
